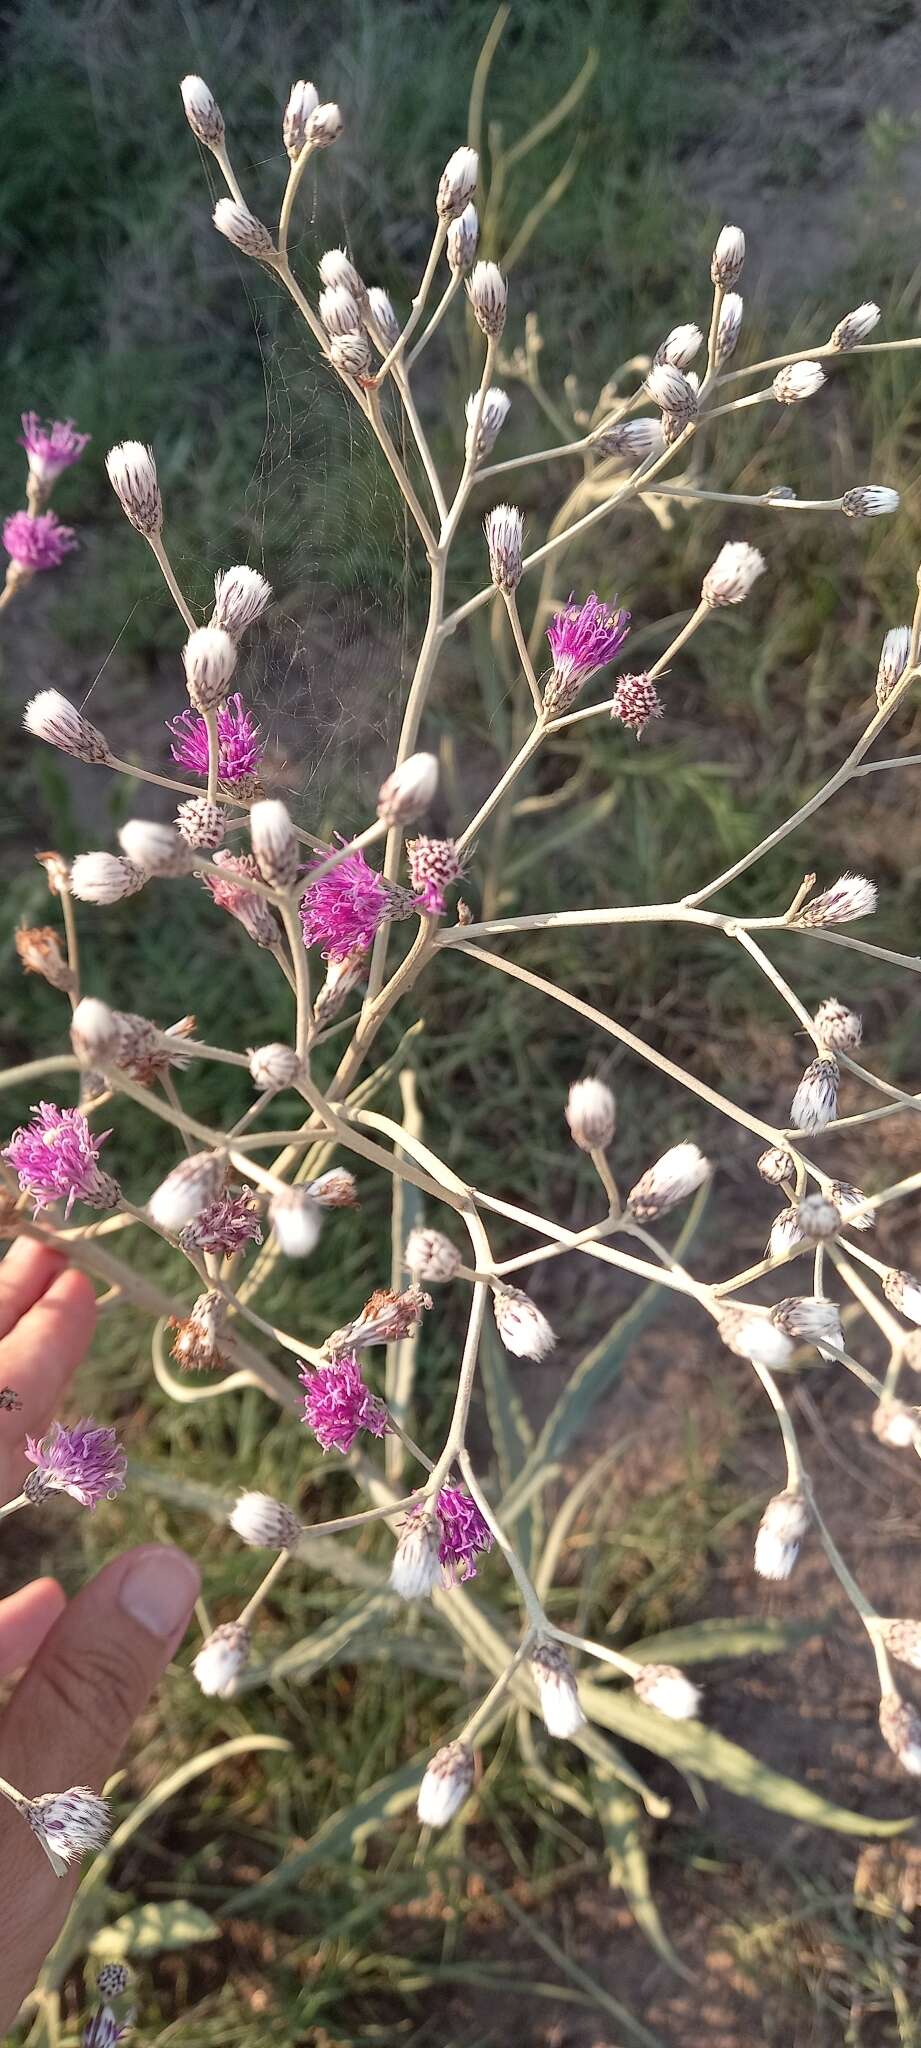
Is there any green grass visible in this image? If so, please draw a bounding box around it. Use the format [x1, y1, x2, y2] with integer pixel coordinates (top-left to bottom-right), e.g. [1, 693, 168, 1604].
[4, 0, 921, 2041]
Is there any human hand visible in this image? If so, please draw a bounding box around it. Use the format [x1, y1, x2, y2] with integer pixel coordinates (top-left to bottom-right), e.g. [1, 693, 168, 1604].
[0, 1238, 200, 2031]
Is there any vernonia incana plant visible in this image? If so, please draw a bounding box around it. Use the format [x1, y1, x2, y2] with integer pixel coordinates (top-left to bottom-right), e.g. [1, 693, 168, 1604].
[6, 56, 921, 1898]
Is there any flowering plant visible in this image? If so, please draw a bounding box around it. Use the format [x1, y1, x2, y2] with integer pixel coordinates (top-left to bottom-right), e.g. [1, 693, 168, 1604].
[5, 49, 921, 1998]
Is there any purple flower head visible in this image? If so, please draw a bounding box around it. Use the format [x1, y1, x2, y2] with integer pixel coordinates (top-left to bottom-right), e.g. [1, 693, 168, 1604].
[544, 592, 630, 715]
[167, 693, 264, 787]
[179, 1190, 263, 1255]
[24, 1418, 127, 1510]
[83, 2009, 131, 2048]
[300, 1351, 390, 1453]
[411, 1486, 493, 1585]
[300, 843, 397, 961]
[19, 413, 90, 484]
[3, 1102, 118, 1216]
[3, 510, 77, 573]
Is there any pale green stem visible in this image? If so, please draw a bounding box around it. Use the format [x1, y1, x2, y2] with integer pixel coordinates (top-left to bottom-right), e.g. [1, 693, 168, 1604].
[550, 1625, 640, 1680]
[406, 269, 463, 367]
[457, 1448, 546, 1631]
[373, 221, 447, 384]
[147, 534, 197, 631]
[237, 1548, 292, 1629]
[502, 590, 544, 716]
[277, 144, 316, 261]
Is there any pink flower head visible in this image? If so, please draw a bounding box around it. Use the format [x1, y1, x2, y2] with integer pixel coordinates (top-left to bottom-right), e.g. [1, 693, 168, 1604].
[202, 850, 279, 949]
[24, 1418, 127, 1509]
[611, 672, 664, 737]
[179, 1190, 263, 1255]
[167, 693, 264, 786]
[426, 1485, 493, 1584]
[300, 843, 399, 961]
[545, 592, 631, 714]
[300, 1351, 390, 1453]
[406, 836, 463, 915]
[3, 1102, 118, 1215]
[19, 413, 90, 484]
[3, 510, 77, 573]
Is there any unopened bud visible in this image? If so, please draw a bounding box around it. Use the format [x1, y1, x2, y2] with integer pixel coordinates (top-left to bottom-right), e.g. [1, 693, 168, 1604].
[626, 1141, 710, 1221]
[180, 75, 224, 148]
[391, 1511, 441, 1599]
[377, 752, 439, 826]
[105, 441, 162, 537]
[69, 853, 146, 905]
[447, 203, 478, 273]
[467, 260, 507, 338]
[793, 874, 877, 927]
[876, 626, 911, 708]
[813, 997, 862, 1055]
[773, 361, 825, 403]
[465, 386, 511, 461]
[592, 416, 664, 461]
[757, 1146, 795, 1186]
[531, 1641, 585, 1738]
[417, 1741, 474, 1827]
[230, 1491, 302, 1550]
[711, 224, 745, 289]
[830, 1181, 872, 1230]
[718, 1308, 794, 1369]
[882, 1269, 921, 1326]
[771, 1295, 843, 1348]
[654, 322, 702, 371]
[319, 248, 365, 300]
[645, 362, 698, 416]
[493, 1285, 556, 1361]
[366, 287, 400, 349]
[873, 1399, 920, 1449]
[319, 285, 362, 337]
[269, 1187, 322, 1257]
[768, 1208, 806, 1260]
[15, 925, 74, 994]
[715, 292, 743, 364]
[250, 799, 298, 889]
[633, 1663, 701, 1720]
[405, 1226, 461, 1283]
[193, 1620, 250, 1698]
[484, 503, 523, 592]
[306, 1168, 359, 1208]
[309, 102, 343, 149]
[213, 198, 275, 262]
[796, 1193, 841, 1242]
[565, 1077, 616, 1153]
[170, 1289, 228, 1372]
[754, 1488, 809, 1580]
[212, 564, 272, 638]
[176, 796, 225, 850]
[71, 997, 119, 1067]
[790, 1054, 839, 1134]
[118, 819, 192, 877]
[830, 302, 880, 351]
[96, 1962, 130, 1998]
[437, 145, 478, 222]
[878, 1620, 921, 1673]
[329, 329, 373, 379]
[23, 689, 111, 765]
[842, 485, 900, 519]
[702, 540, 765, 607]
[148, 1150, 226, 1232]
[879, 1693, 921, 1777]
[283, 79, 319, 158]
[182, 626, 237, 711]
[248, 1042, 302, 1091]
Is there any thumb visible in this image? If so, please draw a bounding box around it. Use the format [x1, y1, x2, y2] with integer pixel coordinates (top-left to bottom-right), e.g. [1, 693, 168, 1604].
[0, 1545, 199, 2029]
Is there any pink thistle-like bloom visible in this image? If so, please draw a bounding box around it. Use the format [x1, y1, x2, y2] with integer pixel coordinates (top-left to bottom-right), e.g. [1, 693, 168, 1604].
[3, 1102, 118, 1216]
[19, 413, 90, 485]
[24, 1418, 127, 1509]
[179, 1190, 263, 1255]
[300, 843, 401, 961]
[300, 1351, 390, 1453]
[544, 592, 630, 715]
[611, 672, 664, 737]
[3, 510, 77, 574]
[405, 1486, 493, 1585]
[167, 693, 264, 787]
[406, 836, 463, 915]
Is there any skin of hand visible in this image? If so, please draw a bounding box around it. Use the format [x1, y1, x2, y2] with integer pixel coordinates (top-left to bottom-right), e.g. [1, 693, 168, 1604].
[0, 1237, 200, 2030]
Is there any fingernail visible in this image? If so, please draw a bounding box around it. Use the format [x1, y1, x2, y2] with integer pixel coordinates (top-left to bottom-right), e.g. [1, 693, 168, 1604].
[118, 1548, 200, 1640]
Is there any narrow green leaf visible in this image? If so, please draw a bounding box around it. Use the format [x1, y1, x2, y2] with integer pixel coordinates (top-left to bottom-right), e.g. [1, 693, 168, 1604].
[229, 1762, 425, 1912]
[237, 1589, 394, 1691]
[90, 1901, 219, 1960]
[582, 1680, 911, 1838]
[589, 1765, 689, 1978]
[620, 1615, 828, 1669]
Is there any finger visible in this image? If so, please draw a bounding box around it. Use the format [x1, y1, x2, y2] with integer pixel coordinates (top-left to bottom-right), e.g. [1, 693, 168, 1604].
[0, 1580, 65, 1680]
[0, 1545, 200, 2030]
[0, 1239, 68, 1340]
[0, 1267, 98, 1499]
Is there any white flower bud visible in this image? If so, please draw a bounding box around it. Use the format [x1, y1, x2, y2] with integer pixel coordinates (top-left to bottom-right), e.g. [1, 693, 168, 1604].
[212, 198, 275, 262]
[182, 626, 238, 711]
[465, 386, 511, 461]
[757, 1146, 795, 1186]
[711, 224, 745, 288]
[768, 1208, 806, 1260]
[23, 1785, 110, 1876]
[69, 853, 146, 905]
[876, 625, 911, 708]
[171, 1289, 228, 1372]
[230, 1491, 302, 1550]
[633, 1663, 701, 1720]
[180, 75, 224, 149]
[466, 261, 507, 338]
[329, 329, 373, 379]
[405, 1226, 462, 1283]
[626, 1141, 710, 1221]
[377, 752, 439, 826]
[812, 997, 862, 1055]
[883, 1269, 921, 1326]
[790, 1054, 839, 1134]
[366, 287, 401, 349]
[879, 1693, 921, 1776]
[773, 361, 826, 403]
[842, 486, 900, 519]
[771, 1296, 843, 1348]
[318, 286, 361, 337]
[702, 540, 766, 607]
[248, 1042, 302, 1091]
[391, 1511, 442, 1599]
[645, 362, 698, 416]
[117, 819, 192, 876]
[417, 1741, 474, 1827]
[654, 322, 703, 370]
[484, 503, 524, 592]
[71, 997, 119, 1067]
[309, 102, 343, 149]
[830, 302, 880, 351]
[23, 689, 111, 765]
[719, 1308, 794, 1369]
[283, 79, 319, 158]
[306, 1168, 359, 1208]
[148, 1150, 226, 1232]
[830, 1181, 872, 1230]
[437, 145, 478, 221]
[715, 292, 743, 364]
[565, 1077, 616, 1153]
[796, 1193, 841, 1242]
[531, 1641, 585, 1738]
[211, 565, 272, 638]
[592, 416, 665, 461]
[754, 1488, 809, 1580]
[319, 248, 365, 300]
[873, 1399, 920, 1449]
[447, 203, 478, 273]
[193, 1621, 250, 1698]
[878, 1619, 921, 1674]
[105, 441, 162, 536]
[250, 799, 298, 889]
[493, 1285, 556, 1361]
[793, 874, 877, 927]
[269, 1187, 322, 1257]
[176, 796, 225, 850]
[96, 1963, 130, 1998]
